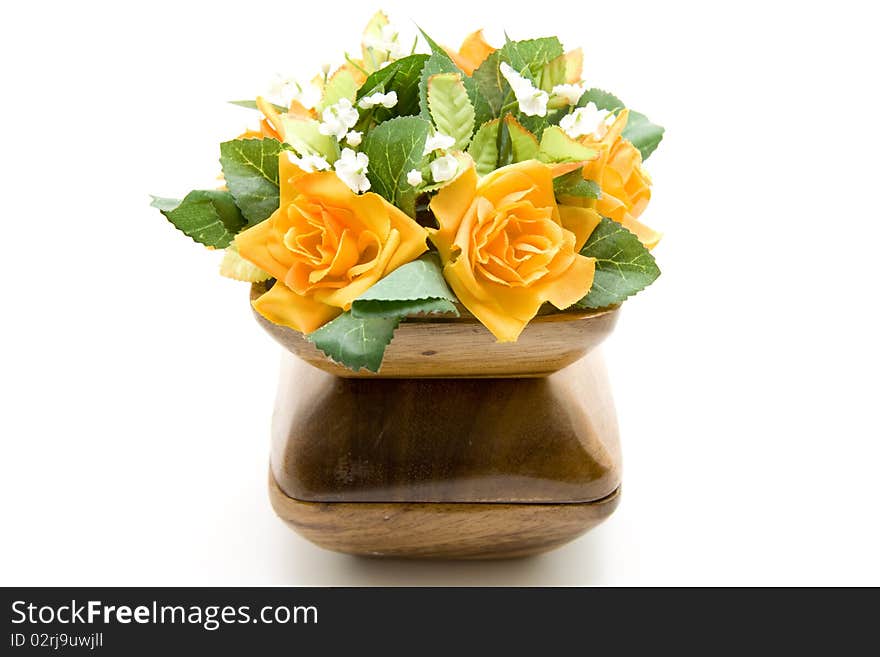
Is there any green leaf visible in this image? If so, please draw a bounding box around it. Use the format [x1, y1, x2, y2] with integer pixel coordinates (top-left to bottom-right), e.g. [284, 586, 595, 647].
[427, 72, 476, 150]
[151, 190, 245, 248]
[279, 116, 337, 160]
[623, 110, 665, 161]
[553, 170, 600, 199]
[417, 27, 483, 125]
[362, 116, 431, 217]
[468, 119, 500, 176]
[219, 138, 283, 225]
[310, 254, 460, 372]
[538, 126, 596, 163]
[576, 217, 660, 308]
[500, 37, 564, 80]
[576, 89, 664, 160]
[417, 27, 451, 58]
[471, 51, 510, 127]
[318, 68, 358, 110]
[505, 115, 539, 162]
[537, 53, 567, 92]
[516, 111, 561, 140]
[219, 242, 270, 282]
[229, 99, 287, 113]
[418, 50, 463, 119]
[351, 254, 459, 319]
[576, 88, 625, 112]
[150, 196, 182, 212]
[307, 312, 400, 373]
[357, 53, 430, 118]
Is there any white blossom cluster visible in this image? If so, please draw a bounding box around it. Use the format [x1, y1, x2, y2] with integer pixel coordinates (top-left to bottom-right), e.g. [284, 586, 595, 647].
[499, 62, 549, 117]
[407, 130, 459, 188]
[363, 23, 411, 60]
[559, 102, 614, 140]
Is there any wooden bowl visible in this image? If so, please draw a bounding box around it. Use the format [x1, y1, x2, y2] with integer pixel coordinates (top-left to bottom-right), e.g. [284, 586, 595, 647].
[269, 350, 622, 558]
[250, 283, 619, 378]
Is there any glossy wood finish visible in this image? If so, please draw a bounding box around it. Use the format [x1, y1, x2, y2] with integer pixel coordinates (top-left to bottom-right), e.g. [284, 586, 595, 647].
[256, 285, 623, 558]
[271, 351, 621, 503]
[268, 351, 622, 558]
[250, 282, 618, 378]
[270, 475, 620, 559]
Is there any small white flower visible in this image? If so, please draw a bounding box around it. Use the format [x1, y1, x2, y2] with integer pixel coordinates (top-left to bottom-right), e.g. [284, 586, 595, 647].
[559, 102, 613, 140]
[499, 62, 528, 92]
[268, 74, 320, 109]
[499, 62, 549, 117]
[423, 131, 456, 155]
[358, 90, 398, 109]
[320, 62, 332, 77]
[344, 130, 363, 147]
[518, 89, 549, 117]
[406, 169, 424, 186]
[429, 154, 458, 183]
[551, 83, 587, 106]
[334, 148, 371, 194]
[364, 23, 410, 60]
[286, 151, 330, 172]
[318, 98, 360, 141]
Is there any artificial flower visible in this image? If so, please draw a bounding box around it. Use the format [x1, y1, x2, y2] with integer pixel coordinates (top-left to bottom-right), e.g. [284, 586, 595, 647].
[423, 131, 456, 155]
[568, 109, 660, 249]
[344, 130, 363, 147]
[551, 83, 587, 106]
[444, 29, 496, 75]
[358, 90, 398, 109]
[267, 74, 321, 110]
[560, 102, 613, 140]
[235, 96, 288, 141]
[499, 62, 549, 117]
[318, 98, 359, 141]
[363, 22, 410, 60]
[334, 148, 371, 194]
[429, 158, 601, 342]
[429, 154, 459, 183]
[237, 154, 428, 333]
[286, 151, 330, 173]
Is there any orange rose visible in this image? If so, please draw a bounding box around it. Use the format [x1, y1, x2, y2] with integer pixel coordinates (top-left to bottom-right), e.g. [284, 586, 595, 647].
[236, 154, 428, 333]
[429, 159, 601, 342]
[568, 109, 660, 249]
[444, 30, 496, 75]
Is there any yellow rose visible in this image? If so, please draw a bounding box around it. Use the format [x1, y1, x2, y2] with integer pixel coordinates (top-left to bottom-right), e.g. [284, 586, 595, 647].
[237, 154, 428, 333]
[567, 109, 660, 249]
[429, 159, 601, 342]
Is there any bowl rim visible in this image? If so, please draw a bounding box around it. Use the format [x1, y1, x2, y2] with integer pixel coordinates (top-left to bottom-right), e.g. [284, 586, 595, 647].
[249, 281, 619, 327]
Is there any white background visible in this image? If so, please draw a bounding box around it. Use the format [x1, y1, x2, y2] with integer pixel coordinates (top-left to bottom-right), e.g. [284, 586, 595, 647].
[1, 0, 878, 586]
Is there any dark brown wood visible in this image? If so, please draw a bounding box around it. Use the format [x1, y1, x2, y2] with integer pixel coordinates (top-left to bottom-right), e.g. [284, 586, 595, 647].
[255, 284, 624, 558]
[269, 474, 621, 559]
[267, 350, 622, 558]
[271, 351, 621, 503]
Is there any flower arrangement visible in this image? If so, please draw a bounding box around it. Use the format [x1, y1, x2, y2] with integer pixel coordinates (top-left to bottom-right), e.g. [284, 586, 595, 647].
[152, 11, 664, 372]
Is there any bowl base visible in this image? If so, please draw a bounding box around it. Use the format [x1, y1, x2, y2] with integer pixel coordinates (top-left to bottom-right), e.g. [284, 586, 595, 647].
[269, 473, 620, 559]
[268, 349, 622, 559]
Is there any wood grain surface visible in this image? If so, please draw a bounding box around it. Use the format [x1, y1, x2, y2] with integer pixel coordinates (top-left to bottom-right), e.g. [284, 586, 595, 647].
[271, 350, 621, 503]
[250, 282, 619, 378]
[269, 473, 621, 559]
[260, 283, 623, 558]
